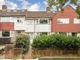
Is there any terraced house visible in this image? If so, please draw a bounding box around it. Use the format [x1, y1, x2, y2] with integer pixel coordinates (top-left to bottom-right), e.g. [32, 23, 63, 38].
[0, 5, 80, 44]
[0, 5, 53, 44]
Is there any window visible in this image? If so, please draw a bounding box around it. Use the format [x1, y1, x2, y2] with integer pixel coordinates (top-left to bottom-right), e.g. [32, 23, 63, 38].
[39, 32, 48, 35]
[2, 31, 10, 37]
[17, 31, 21, 33]
[17, 19, 22, 23]
[59, 32, 66, 35]
[57, 18, 69, 24]
[74, 18, 80, 24]
[17, 17, 24, 23]
[39, 20, 48, 24]
[72, 33, 77, 36]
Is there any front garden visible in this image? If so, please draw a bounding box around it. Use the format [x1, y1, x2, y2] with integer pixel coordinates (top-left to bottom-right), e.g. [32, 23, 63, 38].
[32, 34, 80, 58]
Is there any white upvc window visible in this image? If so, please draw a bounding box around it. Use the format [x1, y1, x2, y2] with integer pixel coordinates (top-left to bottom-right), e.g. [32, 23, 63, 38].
[39, 20, 48, 24]
[57, 18, 69, 24]
[74, 18, 80, 24]
[37, 18, 50, 24]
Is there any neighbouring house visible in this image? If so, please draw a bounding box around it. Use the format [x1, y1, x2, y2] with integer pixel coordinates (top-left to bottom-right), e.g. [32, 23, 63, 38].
[52, 6, 80, 36]
[0, 5, 53, 44]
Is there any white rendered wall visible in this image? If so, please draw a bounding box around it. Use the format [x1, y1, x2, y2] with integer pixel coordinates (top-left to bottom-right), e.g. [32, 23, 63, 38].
[25, 20, 35, 32]
[14, 17, 25, 30]
[35, 24, 51, 32]
[25, 19, 51, 32]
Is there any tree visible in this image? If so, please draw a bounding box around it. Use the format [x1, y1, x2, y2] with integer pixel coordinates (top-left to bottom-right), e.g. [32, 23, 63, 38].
[47, 0, 55, 8]
[76, 6, 80, 18]
[15, 33, 30, 54]
[47, 0, 80, 14]
[47, 0, 66, 11]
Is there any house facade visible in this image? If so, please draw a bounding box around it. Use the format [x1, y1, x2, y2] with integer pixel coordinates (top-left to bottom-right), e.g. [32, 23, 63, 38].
[0, 5, 80, 44]
[0, 5, 53, 44]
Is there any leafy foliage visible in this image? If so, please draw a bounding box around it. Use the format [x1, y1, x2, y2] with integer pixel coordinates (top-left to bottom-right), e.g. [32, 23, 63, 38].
[76, 6, 80, 18]
[32, 34, 80, 50]
[71, 0, 77, 5]
[47, 0, 80, 14]
[15, 33, 30, 54]
[47, 0, 53, 8]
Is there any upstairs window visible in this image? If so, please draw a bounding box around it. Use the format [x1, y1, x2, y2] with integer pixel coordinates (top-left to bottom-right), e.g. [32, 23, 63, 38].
[17, 19, 22, 23]
[2, 31, 10, 37]
[57, 18, 69, 24]
[39, 20, 48, 24]
[74, 18, 80, 24]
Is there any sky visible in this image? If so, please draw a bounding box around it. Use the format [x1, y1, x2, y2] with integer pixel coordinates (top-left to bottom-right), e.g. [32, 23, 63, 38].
[0, 0, 79, 11]
[0, 0, 48, 11]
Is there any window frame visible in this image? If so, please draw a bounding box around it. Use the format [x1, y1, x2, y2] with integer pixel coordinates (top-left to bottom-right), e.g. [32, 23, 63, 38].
[39, 19, 48, 24]
[2, 31, 10, 37]
[74, 18, 80, 24]
[57, 18, 69, 24]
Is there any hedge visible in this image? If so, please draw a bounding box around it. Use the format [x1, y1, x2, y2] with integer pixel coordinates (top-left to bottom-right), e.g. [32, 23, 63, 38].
[32, 34, 80, 49]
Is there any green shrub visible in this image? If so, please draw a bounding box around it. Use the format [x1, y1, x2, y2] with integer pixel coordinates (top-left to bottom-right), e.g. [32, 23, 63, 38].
[32, 35, 49, 49]
[32, 34, 80, 50]
[15, 33, 30, 54]
[66, 36, 80, 49]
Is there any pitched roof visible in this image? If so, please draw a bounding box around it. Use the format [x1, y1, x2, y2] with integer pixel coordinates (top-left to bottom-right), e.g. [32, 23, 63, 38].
[54, 6, 79, 18]
[0, 10, 26, 16]
[0, 9, 54, 18]
[0, 5, 54, 18]
[26, 11, 54, 18]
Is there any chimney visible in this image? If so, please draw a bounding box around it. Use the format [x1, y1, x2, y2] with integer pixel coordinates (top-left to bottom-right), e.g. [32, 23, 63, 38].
[46, 7, 51, 12]
[2, 5, 7, 11]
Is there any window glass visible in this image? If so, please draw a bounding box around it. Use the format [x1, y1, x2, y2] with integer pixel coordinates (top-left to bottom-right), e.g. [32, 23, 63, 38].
[38, 32, 48, 35]
[57, 18, 69, 24]
[39, 20, 48, 24]
[2, 31, 10, 37]
[17, 19, 22, 23]
[74, 18, 80, 24]
[72, 33, 77, 36]
[59, 32, 66, 35]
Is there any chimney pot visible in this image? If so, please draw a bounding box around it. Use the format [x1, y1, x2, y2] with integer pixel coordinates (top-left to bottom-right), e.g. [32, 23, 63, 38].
[46, 7, 51, 12]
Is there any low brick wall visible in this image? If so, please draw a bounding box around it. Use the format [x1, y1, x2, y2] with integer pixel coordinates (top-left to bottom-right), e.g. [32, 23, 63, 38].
[39, 57, 80, 60]
[32, 48, 80, 58]
[0, 38, 11, 44]
[5, 44, 23, 59]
